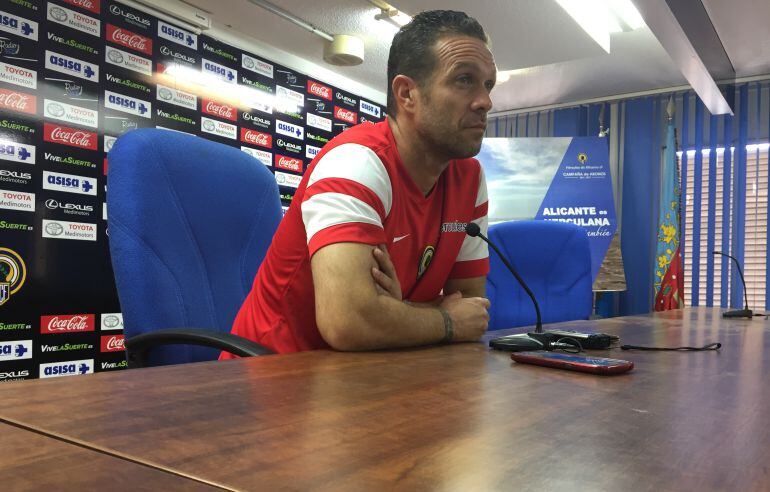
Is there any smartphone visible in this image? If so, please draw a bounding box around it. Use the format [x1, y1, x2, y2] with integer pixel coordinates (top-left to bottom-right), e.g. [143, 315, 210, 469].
[510, 351, 633, 375]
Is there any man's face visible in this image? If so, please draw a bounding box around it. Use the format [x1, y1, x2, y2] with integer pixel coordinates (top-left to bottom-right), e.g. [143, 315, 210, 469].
[414, 35, 496, 159]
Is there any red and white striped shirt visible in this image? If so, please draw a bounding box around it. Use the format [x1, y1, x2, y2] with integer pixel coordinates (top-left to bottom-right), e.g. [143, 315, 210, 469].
[226, 120, 489, 354]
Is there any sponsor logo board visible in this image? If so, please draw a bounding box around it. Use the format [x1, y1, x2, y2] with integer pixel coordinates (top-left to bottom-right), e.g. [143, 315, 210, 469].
[40, 314, 95, 334]
[276, 120, 303, 140]
[0, 189, 34, 212]
[42, 219, 97, 241]
[0, 88, 36, 115]
[202, 98, 236, 121]
[200, 116, 236, 140]
[306, 112, 331, 132]
[334, 106, 357, 124]
[45, 198, 93, 217]
[100, 313, 123, 331]
[275, 154, 303, 173]
[241, 53, 273, 78]
[46, 50, 99, 82]
[240, 146, 271, 166]
[275, 170, 302, 188]
[61, 0, 101, 14]
[0, 61, 36, 89]
[307, 81, 332, 101]
[0, 140, 34, 164]
[44, 99, 98, 128]
[240, 128, 271, 148]
[40, 359, 94, 378]
[101, 334, 124, 352]
[104, 90, 151, 118]
[105, 45, 152, 76]
[0, 339, 32, 361]
[43, 123, 97, 150]
[106, 24, 152, 55]
[202, 58, 236, 84]
[47, 3, 100, 37]
[158, 20, 197, 49]
[360, 99, 381, 118]
[0, 169, 32, 186]
[306, 144, 321, 160]
[0, 10, 38, 41]
[108, 4, 150, 30]
[42, 170, 97, 195]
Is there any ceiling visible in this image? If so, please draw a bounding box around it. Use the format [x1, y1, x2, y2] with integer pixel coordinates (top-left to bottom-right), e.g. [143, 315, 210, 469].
[184, 0, 770, 114]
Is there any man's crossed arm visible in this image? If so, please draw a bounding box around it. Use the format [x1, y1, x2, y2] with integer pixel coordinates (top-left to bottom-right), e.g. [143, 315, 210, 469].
[311, 242, 490, 351]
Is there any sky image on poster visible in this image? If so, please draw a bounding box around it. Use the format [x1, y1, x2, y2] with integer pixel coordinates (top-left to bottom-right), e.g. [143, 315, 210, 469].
[477, 137, 617, 281]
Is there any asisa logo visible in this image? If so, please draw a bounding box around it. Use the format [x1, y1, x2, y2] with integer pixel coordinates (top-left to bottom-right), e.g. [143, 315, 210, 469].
[0, 247, 26, 306]
[0, 339, 32, 361]
[0, 11, 38, 41]
[39, 359, 94, 378]
[45, 50, 99, 82]
[104, 90, 151, 118]
[42, 170, 97, 196]
[275, 120, 304, 140]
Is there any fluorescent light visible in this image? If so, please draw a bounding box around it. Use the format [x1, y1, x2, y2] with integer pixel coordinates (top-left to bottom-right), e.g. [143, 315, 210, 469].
[555, 0, 645, 53]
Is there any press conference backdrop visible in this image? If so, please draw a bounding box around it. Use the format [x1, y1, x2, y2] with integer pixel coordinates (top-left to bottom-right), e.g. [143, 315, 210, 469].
[0, 0, 386, 381]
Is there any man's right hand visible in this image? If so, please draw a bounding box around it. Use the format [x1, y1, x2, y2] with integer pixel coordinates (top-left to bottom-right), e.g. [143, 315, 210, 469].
[440, 291, 490, 342]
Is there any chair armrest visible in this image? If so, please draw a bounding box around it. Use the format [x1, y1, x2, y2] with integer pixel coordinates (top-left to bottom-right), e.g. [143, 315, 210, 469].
[125, 328, 273, 368]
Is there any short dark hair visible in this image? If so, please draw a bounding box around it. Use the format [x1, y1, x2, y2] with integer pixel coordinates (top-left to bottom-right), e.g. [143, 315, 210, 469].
[386, 10, 488, 116]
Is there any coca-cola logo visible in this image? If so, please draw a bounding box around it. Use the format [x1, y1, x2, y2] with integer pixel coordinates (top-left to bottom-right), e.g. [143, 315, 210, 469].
[334, 106, 357, 124]
[44, 123, 97, 150]
[62, 0, 100, 14]
[40, 314, 95, 334]
[107, 24, 152, 56]
[0, 88, 36, 115]
[308, 81, 332, 101]
[275, 155, 303, 172]
[240, 128, 272, 148]
[100, 335, 125, 352]
[203, 99, 236, 121]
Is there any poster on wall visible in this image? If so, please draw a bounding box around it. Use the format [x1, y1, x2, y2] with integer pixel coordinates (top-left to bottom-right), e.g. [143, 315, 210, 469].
[0, 0, 386, 381]
[477, 137, 623, 286]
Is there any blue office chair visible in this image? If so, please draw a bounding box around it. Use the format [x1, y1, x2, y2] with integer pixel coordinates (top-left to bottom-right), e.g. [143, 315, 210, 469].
[486, 220, 593, 330]
[107, 129, 281, 367]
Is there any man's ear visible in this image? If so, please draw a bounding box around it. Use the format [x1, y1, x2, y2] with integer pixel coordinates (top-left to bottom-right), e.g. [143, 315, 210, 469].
[391, 75, 418, 115]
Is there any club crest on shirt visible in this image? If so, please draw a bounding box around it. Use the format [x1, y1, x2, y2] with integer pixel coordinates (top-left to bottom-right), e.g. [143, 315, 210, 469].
[418, 245, 435, 278]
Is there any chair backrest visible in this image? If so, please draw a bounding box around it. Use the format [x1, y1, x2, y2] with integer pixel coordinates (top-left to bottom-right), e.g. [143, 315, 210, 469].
[107, 129, 282, 364]
[486, 220, 593, 330]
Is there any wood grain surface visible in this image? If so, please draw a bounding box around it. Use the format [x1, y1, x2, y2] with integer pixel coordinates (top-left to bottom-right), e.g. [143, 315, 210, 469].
[0, 422, 221, 491]
[0, 308, 768, 491]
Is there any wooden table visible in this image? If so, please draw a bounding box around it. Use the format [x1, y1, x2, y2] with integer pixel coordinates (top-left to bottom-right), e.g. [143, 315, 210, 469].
[0, 422, 220, 491]
[0, 307, 768, 491]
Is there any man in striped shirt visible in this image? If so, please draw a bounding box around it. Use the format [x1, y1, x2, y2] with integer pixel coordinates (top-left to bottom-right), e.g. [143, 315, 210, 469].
[225, 10, 495, 354]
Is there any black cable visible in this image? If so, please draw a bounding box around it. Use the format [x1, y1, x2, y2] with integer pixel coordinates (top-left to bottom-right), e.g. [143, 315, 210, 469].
[620, 342, 721, 351]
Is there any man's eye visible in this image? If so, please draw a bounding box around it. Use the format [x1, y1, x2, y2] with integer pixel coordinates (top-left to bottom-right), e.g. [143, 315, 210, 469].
[457, 75, 473, 85]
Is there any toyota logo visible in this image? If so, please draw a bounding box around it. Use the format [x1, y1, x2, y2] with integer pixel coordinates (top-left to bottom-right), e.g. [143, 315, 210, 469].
[47, 102, 65, 117]
[243, 57, 254, 69]
[108, 50, 124, 64]
[202, 120, 215, 131]
[45, 222, 64, 236]
[158, 87, 173, 101]
[49, 6, 68, 21]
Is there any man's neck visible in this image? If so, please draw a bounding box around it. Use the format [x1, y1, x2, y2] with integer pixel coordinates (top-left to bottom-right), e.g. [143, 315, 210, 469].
[389, 117, 449, 196]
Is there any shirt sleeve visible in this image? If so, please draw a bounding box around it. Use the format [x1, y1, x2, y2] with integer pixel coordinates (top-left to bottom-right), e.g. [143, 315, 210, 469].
[450, 163, 489, 278]
[301, 143, 392, 257]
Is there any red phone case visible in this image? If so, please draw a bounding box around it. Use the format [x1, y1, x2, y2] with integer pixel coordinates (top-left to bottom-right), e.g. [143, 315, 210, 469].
[510, 351, 633, 375]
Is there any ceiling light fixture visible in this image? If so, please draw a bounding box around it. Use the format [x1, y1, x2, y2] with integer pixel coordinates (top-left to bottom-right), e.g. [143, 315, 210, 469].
[374, 8, 412, 28]
[555, 0, 645, 53]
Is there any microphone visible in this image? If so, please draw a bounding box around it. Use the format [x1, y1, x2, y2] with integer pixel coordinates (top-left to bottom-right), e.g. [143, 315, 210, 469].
[712, 251, 753, 318]
[465, 222, 542, 333]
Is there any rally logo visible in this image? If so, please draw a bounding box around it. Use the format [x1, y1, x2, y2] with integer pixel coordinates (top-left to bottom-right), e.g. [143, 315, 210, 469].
[0, 340, 32, 361]
[0, 141, 35, 164]
[43, 170, 97, 196]
[200, 116, 236, 140]
[202, 58, 236, 84]
[276, 120, 304, 140]
[275, 155, 303, 173]
[158, 20, 197, 49]
[241, 146, 272, 167]
[306, 112, 332, 132]
[46, 198, 93, 216]
[0, 247, 26, 306]
[40, 314, 95, 334]
[44, 123, 97, 150]
[0, 88, 36, 115]
[47, 3, 100, 37]
[307, 81, 332, 101]
[42, 219, 97, 241]
[334, 106, 357, 124]
[109, 4, 150, 30]
[241, 112, 271, 130]
[46, 50, 99, 82]
[44, 99, 98, 128]
[104, 135, 116, 153]
[106, 24, 152, 56]
[202, 98, 236, 122]
[40, 359, 94, 378]
[61, 0, 100, 14]
[100, 312, 123, 331]
[156, 84, 197, 110]
[105, 90, 151, 119]
[0, 61, 36, 89]
[242, 53, 273, 78]
[0, 188, 34, 212]
[0, 11, 38, 40]
[275, 171, 302, 189]
[101, 334, 125, 352]
[240, 128, 272, 148]
[105, 45, 152, 76]
[0, 36, 21, 56]
[360, 99, 381, 118]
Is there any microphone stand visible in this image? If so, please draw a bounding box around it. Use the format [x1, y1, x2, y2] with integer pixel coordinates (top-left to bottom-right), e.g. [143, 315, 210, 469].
[712, 251, 753, 318]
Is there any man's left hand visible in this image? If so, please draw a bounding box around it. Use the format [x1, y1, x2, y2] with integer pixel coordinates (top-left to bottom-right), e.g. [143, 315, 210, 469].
[371, 244, 402, 301]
